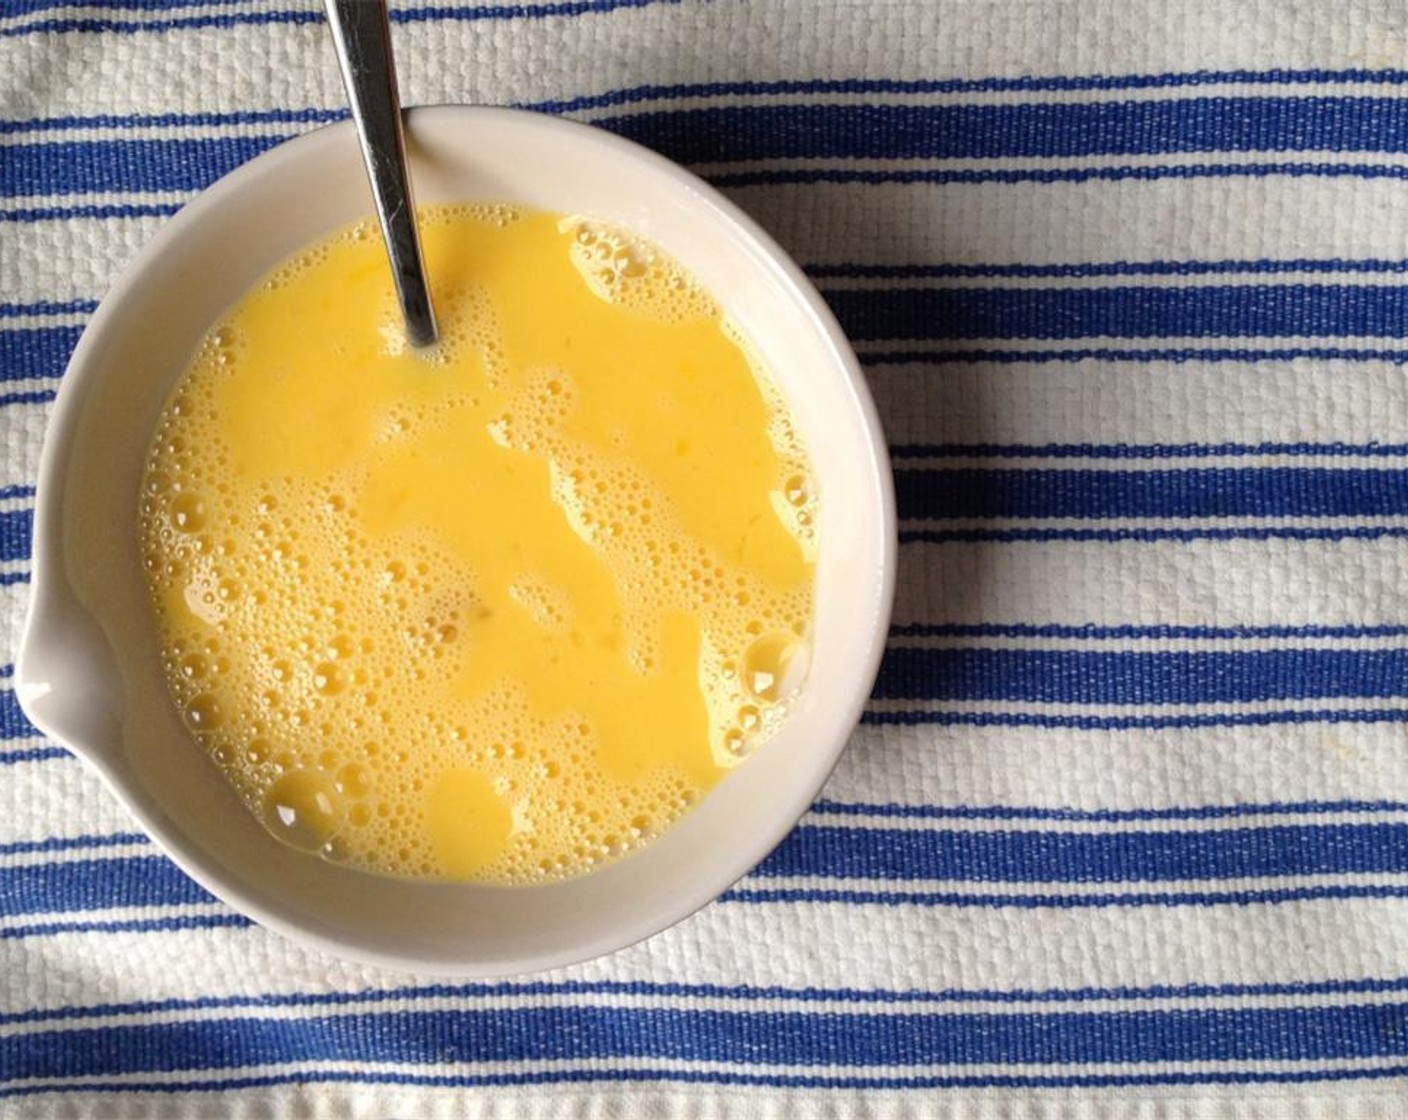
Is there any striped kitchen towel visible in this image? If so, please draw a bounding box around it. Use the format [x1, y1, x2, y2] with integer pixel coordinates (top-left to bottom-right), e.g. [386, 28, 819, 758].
[6, 0, 1408, 1116]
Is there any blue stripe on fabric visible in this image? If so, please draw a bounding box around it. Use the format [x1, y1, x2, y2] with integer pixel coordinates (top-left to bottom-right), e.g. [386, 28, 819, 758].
[603, 98, 1408, 162]
[0, 856, 213, 917]
[725, 883, 1408, 909]
[0, 108, 345, 136]
[0, 509, 32, 563]
[0, 203, 183, 225]
[9, 973, 1408, 1029]
[824, 285, 1408, 342]
[0, 300, 96, 319]
[18, 794, 1408, 862]
[890, 441, 1408, 460]
[808, 258, 1408, 280]
[527, 72, 1408, 117]
[0, 913, 252, 942]
[5, 1000, 1408, 1078]
[900, 526, 1408, 543]
[865, 347, 1408, 365]
[813, 798, 1408, 823]
[897, 467, 1408, 520]
[709, 164, 1408, 189]
[8, 1063, 1408, 1098]
[6, 1064, 1408, 1099]
[0, 392, 56, 410]
[0, 1004, 1404, 1078]
[861, 707, 1408, 731]
[0, 137, 278, 197]
[889, 622, 1408, 640]
[3, 0, 254, 15]
[11, 97, 1408, 198]
[872, 647, 1408, 705]
[0, 9, 320, 38]
[764, 823, 1408, 883]
[0, 746, 67, 765]
[9, 798, 1408, 879]
[0, 688, 40, 743]
[2, 877, 1403, 940]
[10, 819, 1408, 920]
[0, 0, 675, 39]
[0, 327, 81, 384]
[0, 832, 147, 857]
[393, 0, 679, 23]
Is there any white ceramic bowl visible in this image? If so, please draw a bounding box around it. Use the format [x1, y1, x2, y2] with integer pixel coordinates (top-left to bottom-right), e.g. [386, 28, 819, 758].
[16, 106, 895, 975]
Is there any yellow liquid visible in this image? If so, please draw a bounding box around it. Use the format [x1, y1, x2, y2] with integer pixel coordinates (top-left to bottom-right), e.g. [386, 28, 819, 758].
[138, 204, 817, 884]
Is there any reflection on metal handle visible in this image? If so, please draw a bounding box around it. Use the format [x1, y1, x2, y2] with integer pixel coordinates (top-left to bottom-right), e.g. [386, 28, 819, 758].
[325, 0, 438, 348]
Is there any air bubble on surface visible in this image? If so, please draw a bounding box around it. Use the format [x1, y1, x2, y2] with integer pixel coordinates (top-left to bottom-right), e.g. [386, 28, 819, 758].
[262, 770, 344, 852]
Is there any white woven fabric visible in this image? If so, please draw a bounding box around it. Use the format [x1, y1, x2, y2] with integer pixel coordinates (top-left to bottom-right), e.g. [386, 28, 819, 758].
[5, 1, 1408, 1116]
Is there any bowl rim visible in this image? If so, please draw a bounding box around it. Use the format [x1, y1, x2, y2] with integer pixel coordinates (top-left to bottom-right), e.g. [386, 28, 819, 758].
[17, 104, 898, 975]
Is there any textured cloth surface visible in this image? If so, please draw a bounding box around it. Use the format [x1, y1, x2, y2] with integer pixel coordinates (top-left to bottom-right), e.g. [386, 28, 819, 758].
[5, 0, 1408, 1116]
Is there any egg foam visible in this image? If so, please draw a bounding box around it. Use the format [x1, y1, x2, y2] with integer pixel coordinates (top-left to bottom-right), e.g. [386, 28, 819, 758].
[138, 204, 817, 885]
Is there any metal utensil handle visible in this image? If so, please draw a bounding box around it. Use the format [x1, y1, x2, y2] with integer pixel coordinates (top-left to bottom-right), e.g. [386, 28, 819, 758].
[325, 0, 438, 348]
